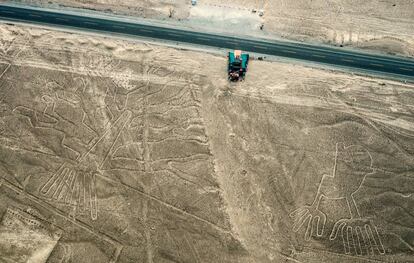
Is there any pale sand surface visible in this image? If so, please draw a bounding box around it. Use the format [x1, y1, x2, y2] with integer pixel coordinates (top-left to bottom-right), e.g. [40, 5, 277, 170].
[0, 24, 413, 262]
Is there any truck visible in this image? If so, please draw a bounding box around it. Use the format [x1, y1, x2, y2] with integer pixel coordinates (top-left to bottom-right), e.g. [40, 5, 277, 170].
[228, 50, 249, 81]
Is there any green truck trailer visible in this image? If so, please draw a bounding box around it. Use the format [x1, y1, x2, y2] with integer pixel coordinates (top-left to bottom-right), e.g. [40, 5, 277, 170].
[228, 50, 249, 81]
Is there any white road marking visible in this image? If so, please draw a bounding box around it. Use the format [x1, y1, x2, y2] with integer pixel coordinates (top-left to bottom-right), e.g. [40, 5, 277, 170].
[282, 50, 297, 54]
[254, 45, 268, 49]
[83, 21, 98, 26]
[168, 33, 181, 37]
[370, 63, 384, 67]
[341, 59, 354, 62]
[312, 54, 326, 58]
[55, 17, 69, 22]
[399, 67, 413, 72]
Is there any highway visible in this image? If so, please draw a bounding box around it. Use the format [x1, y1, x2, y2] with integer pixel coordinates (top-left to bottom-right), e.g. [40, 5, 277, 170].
[0, 4, 413, 80]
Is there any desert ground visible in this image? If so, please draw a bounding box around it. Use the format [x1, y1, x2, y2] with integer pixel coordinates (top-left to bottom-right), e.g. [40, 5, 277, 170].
[0, 22, 413, 263]
[6, 0, 414, 57]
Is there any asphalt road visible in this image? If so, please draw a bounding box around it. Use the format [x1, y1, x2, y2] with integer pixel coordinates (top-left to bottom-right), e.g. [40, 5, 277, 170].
[0, 4, 413, 80]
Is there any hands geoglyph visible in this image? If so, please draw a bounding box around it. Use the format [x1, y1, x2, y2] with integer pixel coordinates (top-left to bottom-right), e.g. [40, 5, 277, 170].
[329, 218, 385, 255]
[290, 203, 326, 241]
[290, 143, 386, 256]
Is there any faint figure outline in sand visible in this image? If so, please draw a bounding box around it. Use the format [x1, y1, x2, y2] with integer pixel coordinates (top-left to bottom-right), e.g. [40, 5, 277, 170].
[290, 142, 386, 256]
[40, 110, 132, 220]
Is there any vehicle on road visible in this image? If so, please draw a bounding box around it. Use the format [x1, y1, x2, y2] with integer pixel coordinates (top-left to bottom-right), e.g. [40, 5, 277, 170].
[228, 50, 249, 81]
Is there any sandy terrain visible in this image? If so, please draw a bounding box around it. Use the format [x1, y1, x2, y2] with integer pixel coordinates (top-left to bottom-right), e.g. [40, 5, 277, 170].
[8, 0, 190, 19]
[0, 23, 414, 262]
[5, 0, 414, 57]
[198, 0, 414, 57]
